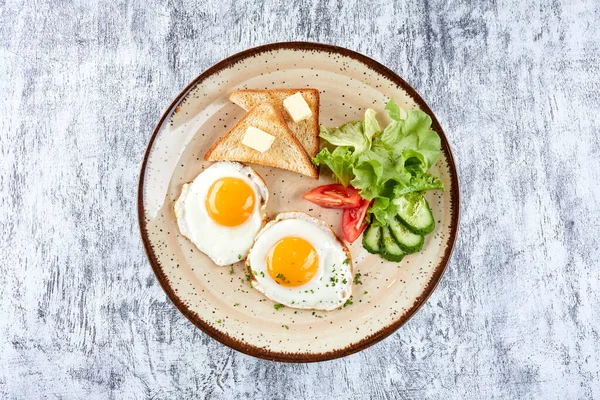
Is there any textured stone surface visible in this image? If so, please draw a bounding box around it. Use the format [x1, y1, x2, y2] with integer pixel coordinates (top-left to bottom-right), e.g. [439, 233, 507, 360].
[1, 0, 600, 398]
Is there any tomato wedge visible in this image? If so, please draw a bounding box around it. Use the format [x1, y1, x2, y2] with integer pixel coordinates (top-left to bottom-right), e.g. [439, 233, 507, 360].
[342, 199, 371, 243]
[302, 184, 362, 209]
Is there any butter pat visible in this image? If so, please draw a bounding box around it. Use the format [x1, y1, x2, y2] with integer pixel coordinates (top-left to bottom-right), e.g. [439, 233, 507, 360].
[242, 126, 275, 152]
[283, 92, 312, 122]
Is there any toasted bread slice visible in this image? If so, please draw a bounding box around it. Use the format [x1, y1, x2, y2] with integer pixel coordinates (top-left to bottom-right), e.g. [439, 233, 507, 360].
[204, 103, 318, 178]
[229, 89, 320, 158]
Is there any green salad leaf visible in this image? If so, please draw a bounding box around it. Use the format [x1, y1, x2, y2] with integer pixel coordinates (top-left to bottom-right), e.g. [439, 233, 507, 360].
[384, 98, 403, 120]
[318, 122, 368, 153]
[363, 108, 381, 146]
[312, 146, 354, 187]
[393, 171, 444, 197]
[370, 196, 399, 226]
[313, 99, 444, 226]
[379, 108, 441, 171]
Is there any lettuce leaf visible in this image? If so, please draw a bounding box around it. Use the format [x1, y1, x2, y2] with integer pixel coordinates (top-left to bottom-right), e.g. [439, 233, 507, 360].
[363, 108, 381, 146]
[393, 171, 444, 197]
[378, 109, 441, 171]
[312, 100, 444, 226]
[370, 197, 398, 226]
[351, 146, 410, 198]
[312, 146, 354, 187]
[385, 98, 403, 120]
[319, 122, 369, 153]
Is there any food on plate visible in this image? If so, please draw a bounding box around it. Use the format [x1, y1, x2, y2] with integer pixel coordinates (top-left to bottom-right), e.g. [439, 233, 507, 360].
[395, 192, 435, 235]
[230, 89, 320, 157]
[302, 184, 362, 209]
[241, 126, 275, 153]
[363, 208, 426, 263]
[246, 212, 352, 311]
[341, 197, 371, 243]
[302, 183, 371, 243]
[204, 102, 318, 178]
[380, 225, 405, 262]
[282, 92, 312, 122]
[362, 220, 382, 254]
[387, 216, 424, 253]
[306, 99, 444, 260]
[174, 161, 268, 266]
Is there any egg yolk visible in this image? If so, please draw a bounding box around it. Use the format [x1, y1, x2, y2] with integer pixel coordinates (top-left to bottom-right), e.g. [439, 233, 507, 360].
[205, 177, 256, 226]
[266, 237, 319, 287]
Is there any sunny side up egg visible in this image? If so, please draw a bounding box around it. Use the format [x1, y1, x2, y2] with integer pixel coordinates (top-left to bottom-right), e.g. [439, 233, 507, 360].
[174, 161, 268, 266]
[247, 212, 353, 311]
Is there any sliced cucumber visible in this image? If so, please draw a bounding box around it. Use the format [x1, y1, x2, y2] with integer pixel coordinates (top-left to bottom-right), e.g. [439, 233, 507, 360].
[381, 226, 405, 262]
[389, 217, 424, 254]
[362, 221, 382, 254]
[395, 193, 435, 235]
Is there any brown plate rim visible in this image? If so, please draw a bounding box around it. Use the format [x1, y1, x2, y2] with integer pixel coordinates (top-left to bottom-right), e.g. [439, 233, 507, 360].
[137, 41, 460, 363]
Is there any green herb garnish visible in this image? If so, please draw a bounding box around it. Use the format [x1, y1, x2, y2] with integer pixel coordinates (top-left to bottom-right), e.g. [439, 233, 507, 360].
[275, 273, 289, 284]
[354, 273, 362, 285]
[343, 296, 354, 308]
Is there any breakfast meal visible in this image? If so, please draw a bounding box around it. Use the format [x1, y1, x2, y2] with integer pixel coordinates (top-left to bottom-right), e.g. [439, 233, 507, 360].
[175, 89, 443, 309]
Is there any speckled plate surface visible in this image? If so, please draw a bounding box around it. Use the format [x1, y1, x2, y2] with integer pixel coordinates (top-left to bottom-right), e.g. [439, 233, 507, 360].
[138, 42, 459, 362]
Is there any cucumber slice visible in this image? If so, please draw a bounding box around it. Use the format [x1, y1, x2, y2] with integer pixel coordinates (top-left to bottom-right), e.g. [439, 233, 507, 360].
[362, 221, 382, 254]
[381, 226, 405, 262]
[389, 217, 424, 253]
[395, 193, 435, 235]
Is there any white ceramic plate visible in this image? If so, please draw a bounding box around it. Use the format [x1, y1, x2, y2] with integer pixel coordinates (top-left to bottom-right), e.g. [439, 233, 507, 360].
[138, 42, 459, 362]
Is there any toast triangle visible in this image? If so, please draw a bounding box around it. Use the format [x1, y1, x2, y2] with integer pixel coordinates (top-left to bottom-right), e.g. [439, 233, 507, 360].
[229, 89, 320, 158]
[204, 103, 318, 178]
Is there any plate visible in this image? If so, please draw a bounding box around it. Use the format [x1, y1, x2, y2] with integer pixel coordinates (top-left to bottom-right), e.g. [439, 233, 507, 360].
[138, 42, 459, 362]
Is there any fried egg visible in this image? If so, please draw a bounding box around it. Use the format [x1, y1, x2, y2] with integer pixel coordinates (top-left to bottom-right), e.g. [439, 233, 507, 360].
[247, 212, 353, 311]
[174, 161, 268, 266]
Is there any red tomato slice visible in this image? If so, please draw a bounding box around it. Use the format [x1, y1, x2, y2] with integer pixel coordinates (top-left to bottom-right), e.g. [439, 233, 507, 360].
[302, 184, 362, 209]
[342, 199, 371, 243]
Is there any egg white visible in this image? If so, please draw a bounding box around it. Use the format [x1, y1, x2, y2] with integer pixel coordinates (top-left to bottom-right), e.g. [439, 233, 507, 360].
[174, 162, 268, 266]
[247, 212, 353, 311]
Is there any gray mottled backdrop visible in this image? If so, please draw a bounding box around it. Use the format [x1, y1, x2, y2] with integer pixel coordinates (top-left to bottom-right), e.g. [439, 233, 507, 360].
[1, 0, 599, 399]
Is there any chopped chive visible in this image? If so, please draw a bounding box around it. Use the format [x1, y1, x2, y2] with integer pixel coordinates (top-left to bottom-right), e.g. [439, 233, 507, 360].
[354, 273, 362, 285]
[343, 296, 354, 308]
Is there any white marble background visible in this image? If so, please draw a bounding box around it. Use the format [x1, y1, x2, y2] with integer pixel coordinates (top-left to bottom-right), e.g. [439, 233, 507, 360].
[1, 0, 599, 399]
